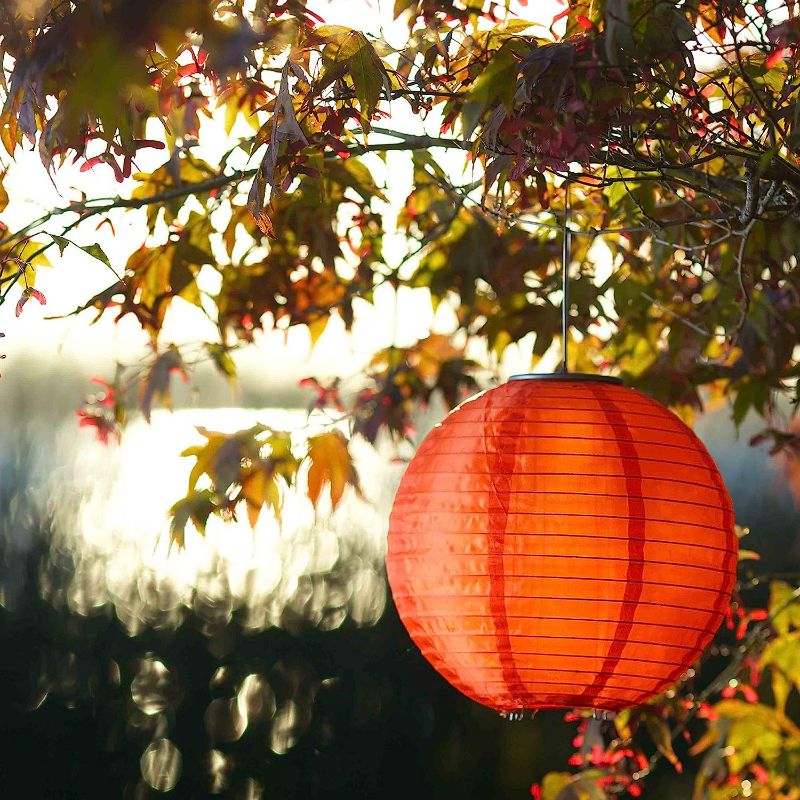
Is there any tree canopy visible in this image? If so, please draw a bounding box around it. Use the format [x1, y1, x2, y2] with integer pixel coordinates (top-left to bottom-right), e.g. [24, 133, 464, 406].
[2, 1, 800, 797]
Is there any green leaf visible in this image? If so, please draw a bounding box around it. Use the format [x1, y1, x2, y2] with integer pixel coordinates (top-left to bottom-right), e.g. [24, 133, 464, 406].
[460, 39, 522, 138]
[762, 633, 800, 691]
[713, 700, 800, 773]
[604, 0, 634, 64]
[540, 772, 572, 800]
[169, 489, 217, 547]
[349, 36, 385, 122]
[51, 234, 70, 256]
[206, 343, 237, 381]
[50, 234, 119, 278]
[732, 379, 770, 429]
[644, 712, 682, 771]
[770, 581, 800, 636]
[727, 718, 782, 773]
[771, 667, 792, 714]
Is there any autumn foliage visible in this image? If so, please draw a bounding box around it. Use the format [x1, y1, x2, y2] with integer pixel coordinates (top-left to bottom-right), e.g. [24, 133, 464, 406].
[2, 0, 800, 797]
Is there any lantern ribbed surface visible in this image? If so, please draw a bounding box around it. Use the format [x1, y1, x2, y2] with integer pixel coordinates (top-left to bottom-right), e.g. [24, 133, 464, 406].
[386, 377, 737, 712]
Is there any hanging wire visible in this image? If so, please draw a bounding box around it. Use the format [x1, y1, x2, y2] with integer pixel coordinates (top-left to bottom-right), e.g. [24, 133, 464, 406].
[561, 181, 571, 374]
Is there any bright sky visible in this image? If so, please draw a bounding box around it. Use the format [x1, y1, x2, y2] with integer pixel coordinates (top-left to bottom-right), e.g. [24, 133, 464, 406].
[0, 0, 565, 392]
[0, 0, 569, 613]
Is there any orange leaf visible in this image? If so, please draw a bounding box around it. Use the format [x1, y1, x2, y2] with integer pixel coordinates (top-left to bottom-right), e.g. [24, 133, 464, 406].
[306, 430, 360, 510]
[241, 466, 282, 527]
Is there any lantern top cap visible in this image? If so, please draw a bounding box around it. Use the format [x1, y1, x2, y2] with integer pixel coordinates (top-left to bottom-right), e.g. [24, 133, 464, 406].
[508, 372, 623, 385]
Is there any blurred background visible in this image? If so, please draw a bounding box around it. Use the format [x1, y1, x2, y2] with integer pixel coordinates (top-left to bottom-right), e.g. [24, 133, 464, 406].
[1, 357, 799, 799]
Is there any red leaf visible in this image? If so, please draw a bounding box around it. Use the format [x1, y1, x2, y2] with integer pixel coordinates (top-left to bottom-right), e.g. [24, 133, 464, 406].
[741, 684, 759, 703]
[76, 409, 120, 445]
[302, 7, 325, 25]
[766, 47, 785, 69]
[576, 14, 593, 30]
[324, 135, 351, 158]
[133, 139, 165, 151]
[95, 217, 116, 235]
[109, 159, 124, 183]
[551, 7, 571, 27]
[80, 156, 104, 172]
[178, 62, 202, 77]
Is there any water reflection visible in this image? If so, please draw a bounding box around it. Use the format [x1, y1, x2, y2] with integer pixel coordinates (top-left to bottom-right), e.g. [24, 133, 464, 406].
[0, 405, 408, 796]
[141, 738, 183, 792]
[39, 408, 395, 637]
[132, 658, 176, 716]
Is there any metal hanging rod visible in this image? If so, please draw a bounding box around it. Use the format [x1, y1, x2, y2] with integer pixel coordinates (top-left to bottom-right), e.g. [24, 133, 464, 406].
[561, 182, 571, 374]
[509, 179, 622, 385]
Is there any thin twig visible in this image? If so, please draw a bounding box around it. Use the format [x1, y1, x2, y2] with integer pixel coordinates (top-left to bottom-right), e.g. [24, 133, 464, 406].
[639, 292, 715, 339]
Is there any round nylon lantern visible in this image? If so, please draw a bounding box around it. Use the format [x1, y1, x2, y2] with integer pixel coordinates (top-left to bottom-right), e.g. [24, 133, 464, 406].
[386, 375, 738, 713]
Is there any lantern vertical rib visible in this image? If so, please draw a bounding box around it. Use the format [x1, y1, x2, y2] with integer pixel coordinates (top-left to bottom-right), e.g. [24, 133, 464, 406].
[561, 182, 571, 374]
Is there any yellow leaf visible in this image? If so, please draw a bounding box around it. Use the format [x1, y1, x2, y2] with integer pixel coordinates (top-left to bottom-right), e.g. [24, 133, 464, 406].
[614, 708, 633, 740]
[770, 582, 800, 636]
[688, 725, 720, 757]
[0, 171, 8, 213]
[761, 633, 800, 707]
[266, 431, 300, 482]
[738, 549, 760, 562]
[539, 772, 572, 800]
[241, 463, 283, 527]
[178, 279, 202, 307]
[185, 434, 225, 492]
[771, 668, 791, 714]
[224, 98, 240, 135]
[307, 315, 329, 346]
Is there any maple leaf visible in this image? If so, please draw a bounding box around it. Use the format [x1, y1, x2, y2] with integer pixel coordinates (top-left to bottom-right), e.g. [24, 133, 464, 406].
[299, 376, 345, 413]
[240, 462, 283, 527]
[408, 334, 462, 382]
[311, 27, 390, 131]
[181, 424, 265, 492]
[170, 425, 301, 543]
[75, 376, 125, 445]
[169, 490, 218, 547]
[264, 430, 300, 483]
[140, 345, 188, 422]
[305, 429, 360, 510]
[76, 408, 121, 445]
[46, 280, 126, 323]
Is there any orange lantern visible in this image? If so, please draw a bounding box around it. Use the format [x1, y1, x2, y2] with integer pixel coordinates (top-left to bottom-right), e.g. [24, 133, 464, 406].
[386, 375, 737, 713]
